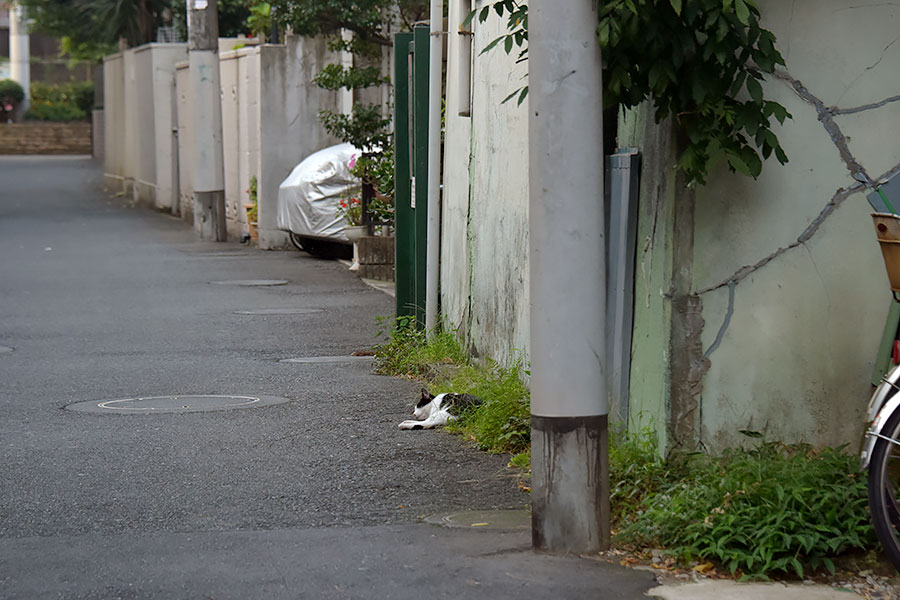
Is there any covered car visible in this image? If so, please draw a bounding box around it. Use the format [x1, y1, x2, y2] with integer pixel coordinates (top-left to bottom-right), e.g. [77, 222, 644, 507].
[276, 143, 361, 244]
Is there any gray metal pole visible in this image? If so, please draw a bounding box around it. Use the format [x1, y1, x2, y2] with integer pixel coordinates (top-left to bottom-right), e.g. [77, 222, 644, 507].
[528, 0, 609, 553]
[187, 0, 226, 241]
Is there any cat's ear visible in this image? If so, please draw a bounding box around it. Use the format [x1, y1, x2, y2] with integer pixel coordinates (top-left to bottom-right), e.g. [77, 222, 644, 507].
[421, 388, 432, 400]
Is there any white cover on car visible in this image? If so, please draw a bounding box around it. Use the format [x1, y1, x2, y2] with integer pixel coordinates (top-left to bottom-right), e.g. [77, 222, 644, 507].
[275, 143, 361, 242]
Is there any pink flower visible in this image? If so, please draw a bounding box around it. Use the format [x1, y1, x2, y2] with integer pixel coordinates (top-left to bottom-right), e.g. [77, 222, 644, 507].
[348, 154, 356, 169]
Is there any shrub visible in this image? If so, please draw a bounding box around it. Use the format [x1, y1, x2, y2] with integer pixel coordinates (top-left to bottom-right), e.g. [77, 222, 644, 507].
[25, 102, 85, 122]
[25, 82, 93, 122]
[0, 79, 25, 121]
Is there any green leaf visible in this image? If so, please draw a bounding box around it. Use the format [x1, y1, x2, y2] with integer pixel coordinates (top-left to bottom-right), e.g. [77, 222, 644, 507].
[462, 9, 477, 28]
[481, 36, 505, 55]
[775, 146, 788, 164]
[745, 76, 763, 103]
[517, 86, 529, 106]
[670, 0, 683, 15]
[735, 0, 751, 25]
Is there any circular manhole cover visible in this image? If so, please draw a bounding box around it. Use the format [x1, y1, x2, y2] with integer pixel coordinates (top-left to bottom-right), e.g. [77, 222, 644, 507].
[234, 308, 323, 315]
[210, 280, 289, 287]
[424, 509, 531, 530]
[64, 394, 289, 415]
[0, 345, 13, 354]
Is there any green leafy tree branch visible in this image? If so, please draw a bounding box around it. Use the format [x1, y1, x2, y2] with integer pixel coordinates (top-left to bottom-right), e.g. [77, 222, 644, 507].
[478, 0, 792, 186]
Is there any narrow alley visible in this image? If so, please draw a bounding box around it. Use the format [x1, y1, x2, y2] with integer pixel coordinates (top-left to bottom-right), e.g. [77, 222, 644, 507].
[0, 156, 655, 599]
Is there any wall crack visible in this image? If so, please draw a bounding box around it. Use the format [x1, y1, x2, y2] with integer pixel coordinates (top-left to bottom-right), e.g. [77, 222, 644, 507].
[703, 280, 735, 358]
[694, 69, 900, 296]
[773, 70, 872, 185]
[697, 181, 863, 295]
[830, 94, 900, 116]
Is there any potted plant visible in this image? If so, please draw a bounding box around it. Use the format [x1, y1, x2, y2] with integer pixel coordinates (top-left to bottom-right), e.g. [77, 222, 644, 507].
[245, 175, 258, 241]
[337, 195, 367, 242]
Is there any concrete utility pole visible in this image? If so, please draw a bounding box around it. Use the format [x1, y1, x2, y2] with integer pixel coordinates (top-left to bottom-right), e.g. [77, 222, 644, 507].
[528, 0, 609, 553]
[9, 1, 30, 119]
[187, 0, 227, 241]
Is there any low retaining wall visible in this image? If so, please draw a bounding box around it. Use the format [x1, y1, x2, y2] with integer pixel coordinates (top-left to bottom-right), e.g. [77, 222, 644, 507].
[358, 236, 395, 281]
[0, 122, 93, 155]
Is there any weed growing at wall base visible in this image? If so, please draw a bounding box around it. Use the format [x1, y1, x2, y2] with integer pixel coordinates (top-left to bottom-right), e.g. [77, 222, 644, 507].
[612, 433, 874, 579]
[374, 320, 874, 578]
[373, 316, 529, 454]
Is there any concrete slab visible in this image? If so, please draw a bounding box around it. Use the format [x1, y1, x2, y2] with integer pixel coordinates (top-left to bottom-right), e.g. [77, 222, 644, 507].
[648, 580, 864, 600]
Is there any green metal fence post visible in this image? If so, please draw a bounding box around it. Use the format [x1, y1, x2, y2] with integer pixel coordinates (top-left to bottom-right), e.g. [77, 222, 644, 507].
[412, 24, 430, 328]
[393, 31, 414, 319]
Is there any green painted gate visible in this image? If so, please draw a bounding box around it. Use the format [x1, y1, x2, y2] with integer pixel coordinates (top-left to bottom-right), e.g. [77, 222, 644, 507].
[393, 26, 430, 325]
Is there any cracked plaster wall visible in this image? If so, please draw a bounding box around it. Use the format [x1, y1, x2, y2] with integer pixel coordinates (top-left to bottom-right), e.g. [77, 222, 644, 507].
[632, 0, 900, 450]
[441, 3, 530, 366]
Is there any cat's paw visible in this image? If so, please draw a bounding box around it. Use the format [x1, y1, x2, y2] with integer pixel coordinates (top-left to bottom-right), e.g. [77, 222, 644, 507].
[398, 420, 423, 430]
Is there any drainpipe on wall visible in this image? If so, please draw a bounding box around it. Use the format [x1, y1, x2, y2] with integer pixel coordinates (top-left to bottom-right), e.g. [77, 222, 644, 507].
[424, 0, 442, 334]
[528, 0, 609, 553]
[9, 2, 30, 119]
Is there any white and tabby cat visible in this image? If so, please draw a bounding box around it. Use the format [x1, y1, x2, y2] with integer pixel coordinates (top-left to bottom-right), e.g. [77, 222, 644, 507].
[398, 388, 480, 430]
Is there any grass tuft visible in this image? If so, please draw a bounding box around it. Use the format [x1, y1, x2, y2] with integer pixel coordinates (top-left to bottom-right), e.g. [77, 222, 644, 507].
[373, 316, 529, 454]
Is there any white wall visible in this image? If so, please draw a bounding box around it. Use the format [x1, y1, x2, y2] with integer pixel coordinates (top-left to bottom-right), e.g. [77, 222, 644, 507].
[131, 46, 156, 206]
[175, 61, 194, 223]
[105, 37, 344, 249]
[256, 36, 341, 249]
[220, 51, 243, 239]
[151, 45, 188, 212]
[441, 1, 530, 366]
[103, 53, 125, 188]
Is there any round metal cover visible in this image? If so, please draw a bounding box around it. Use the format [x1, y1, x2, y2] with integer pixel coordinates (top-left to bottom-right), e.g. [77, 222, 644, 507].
[210, 280, 289, 286]
[65, 394, 289, 415]
[234, 308, 323, 315]
[0, 345, 13, 353]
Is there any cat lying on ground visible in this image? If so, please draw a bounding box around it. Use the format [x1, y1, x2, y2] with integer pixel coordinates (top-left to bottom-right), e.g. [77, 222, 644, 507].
[398, 388, 480, 430]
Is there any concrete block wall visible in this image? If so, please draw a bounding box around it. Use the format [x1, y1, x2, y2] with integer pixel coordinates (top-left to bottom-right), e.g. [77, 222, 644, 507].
[0, 122, 92, 154]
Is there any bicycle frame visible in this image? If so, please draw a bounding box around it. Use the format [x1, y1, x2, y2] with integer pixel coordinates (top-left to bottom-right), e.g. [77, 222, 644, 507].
[862, 364, 900, 469]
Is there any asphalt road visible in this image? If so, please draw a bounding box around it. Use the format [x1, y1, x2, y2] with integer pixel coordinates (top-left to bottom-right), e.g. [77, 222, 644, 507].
[0, 157, 655, 599]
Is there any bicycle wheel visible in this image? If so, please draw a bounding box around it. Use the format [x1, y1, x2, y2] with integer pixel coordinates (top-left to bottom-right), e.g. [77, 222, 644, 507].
[868, 407, 900, 570]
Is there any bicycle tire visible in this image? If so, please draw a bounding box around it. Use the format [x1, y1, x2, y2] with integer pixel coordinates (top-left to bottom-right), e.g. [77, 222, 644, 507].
[868, 406, 900, 570]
